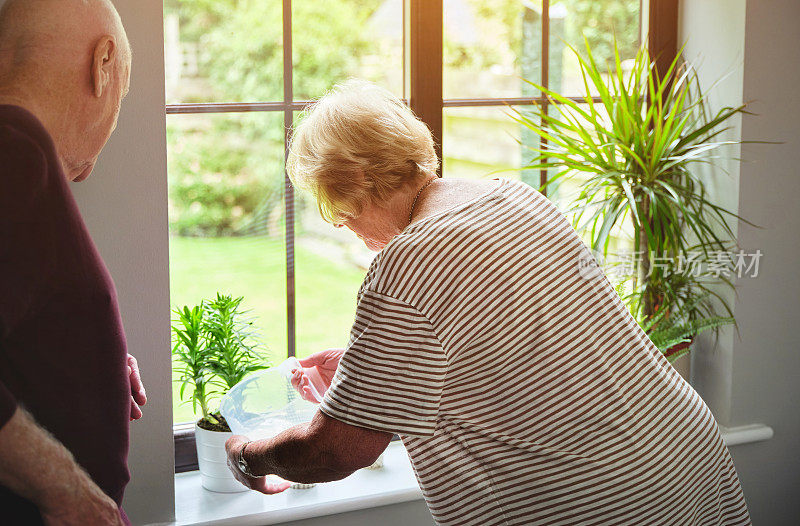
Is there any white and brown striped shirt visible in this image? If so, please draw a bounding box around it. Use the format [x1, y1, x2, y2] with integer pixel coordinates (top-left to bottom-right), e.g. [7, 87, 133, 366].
[319, 177, 751, 525]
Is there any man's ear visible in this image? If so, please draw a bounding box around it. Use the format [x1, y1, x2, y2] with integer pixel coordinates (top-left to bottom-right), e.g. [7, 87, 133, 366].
[91, 35, 117, 98]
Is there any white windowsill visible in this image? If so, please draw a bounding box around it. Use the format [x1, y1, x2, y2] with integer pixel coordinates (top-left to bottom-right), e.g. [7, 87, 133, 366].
[162, 424, 772, 526]
[164, 441, 422, 526]
[720, 424, 774, 447]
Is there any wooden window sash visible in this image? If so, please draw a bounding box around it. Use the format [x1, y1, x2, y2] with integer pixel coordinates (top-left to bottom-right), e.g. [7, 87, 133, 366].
[405, 0, 443, 176]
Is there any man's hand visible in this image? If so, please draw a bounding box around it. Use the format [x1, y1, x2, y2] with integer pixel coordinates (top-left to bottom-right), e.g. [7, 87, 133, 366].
[127, 354, 147, 421]
[0, 408, 124, 525]
[290, 348, 345, 403]
[39, 474, 124, 526]
[225, 435, 291, 495]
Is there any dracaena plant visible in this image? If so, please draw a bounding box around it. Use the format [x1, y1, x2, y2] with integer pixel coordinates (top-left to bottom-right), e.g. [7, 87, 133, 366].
[511, 37, 762, 361]
[172, 293, 268, 430]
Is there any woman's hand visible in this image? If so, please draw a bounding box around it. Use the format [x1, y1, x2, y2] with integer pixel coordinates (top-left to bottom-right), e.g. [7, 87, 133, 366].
[290, 349, 345, 403]
[225, 436, 291, 495]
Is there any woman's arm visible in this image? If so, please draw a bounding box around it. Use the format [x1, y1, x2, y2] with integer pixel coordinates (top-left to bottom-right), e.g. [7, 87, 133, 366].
[226, 410, 393, 491]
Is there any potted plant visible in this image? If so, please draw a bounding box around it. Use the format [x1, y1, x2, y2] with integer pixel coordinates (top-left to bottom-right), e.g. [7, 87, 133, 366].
[172, 293, 268, 492]
[512, 37, 761, 376]
[639, 283, 734, 378]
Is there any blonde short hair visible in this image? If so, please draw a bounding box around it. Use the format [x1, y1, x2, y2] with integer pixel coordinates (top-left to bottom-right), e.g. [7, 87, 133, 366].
[287, 79, 439, 224]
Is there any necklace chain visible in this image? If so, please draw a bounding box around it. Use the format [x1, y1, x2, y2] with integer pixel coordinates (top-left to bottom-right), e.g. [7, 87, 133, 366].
[409, 176, 438, 224]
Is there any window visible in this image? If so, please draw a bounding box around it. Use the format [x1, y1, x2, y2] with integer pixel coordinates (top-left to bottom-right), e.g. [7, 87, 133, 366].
[165, 0, 666, 471]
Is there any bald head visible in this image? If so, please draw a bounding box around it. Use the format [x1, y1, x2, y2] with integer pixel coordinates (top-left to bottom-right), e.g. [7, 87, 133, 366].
[0, 0, 129, 69]
[0, 0, 131, 182]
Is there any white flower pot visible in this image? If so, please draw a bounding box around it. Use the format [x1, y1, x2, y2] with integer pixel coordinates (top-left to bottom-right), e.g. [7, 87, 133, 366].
[195, 423, 249, 493]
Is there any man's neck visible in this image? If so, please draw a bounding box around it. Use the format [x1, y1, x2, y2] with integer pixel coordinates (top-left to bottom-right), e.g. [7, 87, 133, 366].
[0, 88, 71, 179]
[0, 89, 54, 135]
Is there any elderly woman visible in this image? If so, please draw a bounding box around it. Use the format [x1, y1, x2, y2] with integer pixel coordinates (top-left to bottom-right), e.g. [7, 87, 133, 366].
[225, 80, 751, 526]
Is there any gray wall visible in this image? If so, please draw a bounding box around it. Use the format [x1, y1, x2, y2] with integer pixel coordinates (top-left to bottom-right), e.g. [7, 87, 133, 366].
[680, 1, 800, 524]
[730, 0, 800, 523]
[70, 1, 176, 524]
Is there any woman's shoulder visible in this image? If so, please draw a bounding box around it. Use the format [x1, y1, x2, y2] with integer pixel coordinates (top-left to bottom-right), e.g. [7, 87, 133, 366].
[360, 178, 546, 299]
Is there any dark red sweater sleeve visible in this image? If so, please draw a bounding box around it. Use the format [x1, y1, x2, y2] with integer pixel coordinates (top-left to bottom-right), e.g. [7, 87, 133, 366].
[0, 124, 55, 429]
[0, 381, 15, 428]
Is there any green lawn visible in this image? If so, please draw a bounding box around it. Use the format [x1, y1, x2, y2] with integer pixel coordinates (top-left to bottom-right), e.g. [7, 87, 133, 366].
[169, 235, 367, 423]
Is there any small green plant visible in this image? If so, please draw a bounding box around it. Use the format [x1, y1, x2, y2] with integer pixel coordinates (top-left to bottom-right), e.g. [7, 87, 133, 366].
[173, 305, 215, 421]
[204, 294, 268, 390]
[639, 286, 734, 363]
[172, 293, 269, 430]
[511, 36, 764, 361]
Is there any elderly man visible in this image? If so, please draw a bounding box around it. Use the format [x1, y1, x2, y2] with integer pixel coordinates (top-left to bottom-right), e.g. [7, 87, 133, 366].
[226, 80, 751, 525]
[0, 1, 144, 524]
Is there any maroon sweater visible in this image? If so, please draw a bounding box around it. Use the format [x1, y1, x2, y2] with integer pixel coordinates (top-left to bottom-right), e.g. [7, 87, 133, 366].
[0, 105, 131, 524]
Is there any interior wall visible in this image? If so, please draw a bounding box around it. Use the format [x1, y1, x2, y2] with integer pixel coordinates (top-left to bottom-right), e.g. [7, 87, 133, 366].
[69, 1, 176, 524]
[729, 0, 800, 524]
[680, 1, 800, 524]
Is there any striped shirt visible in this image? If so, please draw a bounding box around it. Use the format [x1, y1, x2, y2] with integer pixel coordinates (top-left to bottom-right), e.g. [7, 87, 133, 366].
[319, 177, 751, 525]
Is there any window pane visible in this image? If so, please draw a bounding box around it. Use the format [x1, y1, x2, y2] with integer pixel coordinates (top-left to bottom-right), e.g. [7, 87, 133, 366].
[166, 112, 287, 424]
[443, 0, 640, 100]
[292, 0, 403, 101]
[443, 106, 537, 183]
[444, 0, 542, 99]
[291, 109, 373, 361]
[293, 202, 373, 361]
[164, 0, 282, 104]
[549, 0, 641, 97]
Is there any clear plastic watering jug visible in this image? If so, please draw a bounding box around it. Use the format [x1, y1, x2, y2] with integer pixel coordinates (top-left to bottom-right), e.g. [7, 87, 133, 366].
[220, 357, 323, 441]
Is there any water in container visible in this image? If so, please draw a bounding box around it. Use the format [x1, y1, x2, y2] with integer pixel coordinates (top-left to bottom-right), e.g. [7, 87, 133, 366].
[220, 356, 323, 441]
[220, 357, 323, 489]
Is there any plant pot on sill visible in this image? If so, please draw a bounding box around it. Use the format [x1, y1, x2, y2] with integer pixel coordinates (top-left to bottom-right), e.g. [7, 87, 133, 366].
[195, 423, 248, 493]
[664, 337, 694, 383]
[195, 421, 323, 491]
